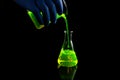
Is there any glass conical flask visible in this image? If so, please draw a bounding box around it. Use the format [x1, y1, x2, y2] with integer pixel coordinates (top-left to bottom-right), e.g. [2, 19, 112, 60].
[57, 31, 78, 67]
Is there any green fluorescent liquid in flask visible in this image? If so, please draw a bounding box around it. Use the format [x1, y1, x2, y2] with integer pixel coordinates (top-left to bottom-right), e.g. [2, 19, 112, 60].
[58, 31, 78, 67]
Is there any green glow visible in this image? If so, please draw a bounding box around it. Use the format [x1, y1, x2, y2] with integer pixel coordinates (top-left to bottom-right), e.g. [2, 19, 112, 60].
[58, 49, 78, 67]
[27, 10, 45, 29]
[57, 13, 69, 48]
[27, 10, 67, 29]
[27, 10, 78, 67]
[57, 16, 78, 67]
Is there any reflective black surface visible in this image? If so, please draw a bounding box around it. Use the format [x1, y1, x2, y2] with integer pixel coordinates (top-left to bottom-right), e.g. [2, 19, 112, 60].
[58, 65, 78, 80]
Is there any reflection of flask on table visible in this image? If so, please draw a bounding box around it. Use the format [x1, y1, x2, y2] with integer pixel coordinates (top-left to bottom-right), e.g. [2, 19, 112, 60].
[57, 31, 78, 67]
[58, 65, 78, 80]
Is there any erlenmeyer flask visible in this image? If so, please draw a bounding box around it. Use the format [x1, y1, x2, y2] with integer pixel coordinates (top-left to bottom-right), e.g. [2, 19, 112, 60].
[57, 31, 78, 67]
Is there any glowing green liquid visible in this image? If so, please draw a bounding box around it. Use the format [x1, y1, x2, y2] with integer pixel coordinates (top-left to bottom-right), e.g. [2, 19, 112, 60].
[58, 49, 78, 67]
[58, 14, 70, 48]
[27, 10, 68, 30]
[57, 14, 78, 67]
[27, 11, 78, 67]
[64, 16, 70, 48]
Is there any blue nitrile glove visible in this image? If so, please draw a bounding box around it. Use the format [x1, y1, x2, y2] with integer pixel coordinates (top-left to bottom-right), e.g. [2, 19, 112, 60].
[14, 0, 64, 26]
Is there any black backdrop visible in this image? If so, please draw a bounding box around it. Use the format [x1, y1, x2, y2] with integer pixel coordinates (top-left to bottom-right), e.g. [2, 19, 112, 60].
[1, 0, 107, 80]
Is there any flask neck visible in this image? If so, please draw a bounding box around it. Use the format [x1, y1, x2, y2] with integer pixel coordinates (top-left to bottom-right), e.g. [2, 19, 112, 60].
[62, 31, 74, 50]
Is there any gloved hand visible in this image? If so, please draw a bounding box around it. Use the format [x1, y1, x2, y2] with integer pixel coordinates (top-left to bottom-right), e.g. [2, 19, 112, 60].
[14, 0, 64, 26]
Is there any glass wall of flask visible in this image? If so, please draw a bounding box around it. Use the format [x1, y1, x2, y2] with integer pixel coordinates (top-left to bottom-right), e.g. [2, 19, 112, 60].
[57, 30, 78, 67]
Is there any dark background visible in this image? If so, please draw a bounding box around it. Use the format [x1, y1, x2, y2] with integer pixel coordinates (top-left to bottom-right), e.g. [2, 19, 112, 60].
[1, 0, 112, 80]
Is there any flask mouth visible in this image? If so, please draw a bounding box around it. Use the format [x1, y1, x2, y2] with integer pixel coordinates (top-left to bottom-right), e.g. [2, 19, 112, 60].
[70, 31, 73, 33]
[64, 30, 73, 33]
[64, 30, 66, 33]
